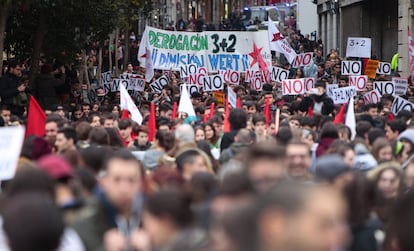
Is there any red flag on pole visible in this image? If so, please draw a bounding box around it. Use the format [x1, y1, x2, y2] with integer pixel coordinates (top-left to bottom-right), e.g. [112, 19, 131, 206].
[26, 96, 46, 137]
[172, 101, 177, 120]
[209, 102, 215, 119]
[388, 112, 395, 121]
[333, 105, 346, 125]
[307, 106, 313, 117]
[236, 97, 241, 108]
[148, 102, 156, 142]
[223, 98, 230, 133]
[121, 109, 130, 120]
[264, 97, 271, 125]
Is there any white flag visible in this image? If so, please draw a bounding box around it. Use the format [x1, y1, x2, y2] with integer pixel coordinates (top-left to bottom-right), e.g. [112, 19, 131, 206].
[345, 96, 356, 140]
[228, 87, 237, 108]
[138, 28, 154, 82]
[268, 18, 297, 64]
[120, 83, 143, 125]
[178, 83, 196, 117]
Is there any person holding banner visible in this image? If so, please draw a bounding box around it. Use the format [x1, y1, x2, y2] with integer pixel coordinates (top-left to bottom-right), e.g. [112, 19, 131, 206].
[300, 81, 334, 116]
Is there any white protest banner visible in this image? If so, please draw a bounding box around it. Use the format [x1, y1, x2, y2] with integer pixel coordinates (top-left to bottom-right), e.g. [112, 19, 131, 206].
[270, 66, 289, 82]
[203, 75, 224, 91]
[282, 78, 314, 95]
[331, 86, 357, 104]
[179, 64, 198, 78]
[391, 96, 414, 115]
[130, 77, 146, 92]
[364, 90, 381, 104]
[0, 126, 25, 180]
[228, 87, 237, 108]
[374, 81, 394, 96]
[101, 71, 112, 87]
[345, 37, 372, 58]
[110, 79, 130, 92]
[250, 76, 263, 91]
[139, 26, 272, 72]
[363, 90, 382, 104]
[150, 75, 169, 93]
[292, 52, 313, 68]
[392, 77, 408, 96]
[180, 84, 199, 95]
[349, 75, 367, 91]
[377, 62, 391, 75]
[245, 70, 270, 83]
[341, 60, 362, 76]
[219, 69, 240, 85]
[326, 84, 339, 99]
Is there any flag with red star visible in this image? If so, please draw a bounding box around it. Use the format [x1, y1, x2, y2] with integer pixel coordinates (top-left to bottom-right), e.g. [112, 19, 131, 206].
[268, 17, 297, 64]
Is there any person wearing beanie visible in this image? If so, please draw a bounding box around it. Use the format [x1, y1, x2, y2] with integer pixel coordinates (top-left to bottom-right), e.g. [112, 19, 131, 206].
[314, 154, 353, 191]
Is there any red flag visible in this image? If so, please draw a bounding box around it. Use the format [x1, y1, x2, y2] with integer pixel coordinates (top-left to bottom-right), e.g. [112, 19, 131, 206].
[172, 102, 177, 120]
[223, 98, 230, 133]
[333, 105, 346, 125]
[307, 106, 313, 117]
[388, 112, 395, 121]
[148, 102, 156, 142]
[121, 109, 130, 120]
[209, 102, 215, 119]
[26, 96, 46, 137]
[236, 97, 241, 108]
[264, 97, 271, 125]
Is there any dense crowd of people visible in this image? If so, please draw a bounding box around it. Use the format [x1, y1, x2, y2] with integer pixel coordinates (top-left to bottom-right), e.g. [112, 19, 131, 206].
[0, 19, 413, 251]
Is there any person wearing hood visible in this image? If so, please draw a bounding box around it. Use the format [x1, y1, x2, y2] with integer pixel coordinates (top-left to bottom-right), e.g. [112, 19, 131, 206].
[32, 64, 66, 110]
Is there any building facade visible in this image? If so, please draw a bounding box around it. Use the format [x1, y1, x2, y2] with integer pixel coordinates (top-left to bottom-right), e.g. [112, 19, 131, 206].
[317, 0, 398, 66]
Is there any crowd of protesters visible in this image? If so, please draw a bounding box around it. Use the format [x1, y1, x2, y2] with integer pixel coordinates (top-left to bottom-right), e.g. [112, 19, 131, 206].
[1, 21, 414, 251]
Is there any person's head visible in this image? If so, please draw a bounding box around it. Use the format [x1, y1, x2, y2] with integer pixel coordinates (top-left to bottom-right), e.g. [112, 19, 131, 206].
[314, 154, 353, 191]
[209, 115, 224, 135]
[286, 140, 312, 180]
[156, 117, 171, 131]
[229, 109, 247, 131]
[72, 105, 83, 121]
[101, 113, 115, 128]
[81, 103, 91, 117]
[44, 115, 62, 140]
[371, 137, 393, 162]
[336, 124, 351, 142]
[174, 124, 195, 145]
[368, 128, 386, 146]
[2, 192, 64, 251]
[338, 76, 348, 87]
[204, 123, 217, 141]
[7, 60, 22, 77]
[55, 127, 77, 153]
[194, 125, 205, 142]
[0, 105, 11, 124]
[142, 188, 193, 249]
[256, 182, 347, 251]
[137, 126, 149, 146]
[159, 103, 173, 120]
[235, 128, 254, 145]
[100, 149, 144, 213]
[76, 121, 92, 142]
[244, 142, 286, 193]
[176, 149, 209, 181]
[386, 119, 407, 141]
[319, 122, 339, 139]
[252, 113, 267, 136]
[155, 130, 176, 152]
[88, 127, 110, 146]
[88, 113, 101, 128]
[369, 162, 404, 200]
[118, 119, 132, 140]
[364, 104, 378, 118]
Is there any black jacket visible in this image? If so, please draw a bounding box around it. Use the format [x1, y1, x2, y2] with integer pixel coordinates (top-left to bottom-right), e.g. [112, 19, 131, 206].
[32, 73, 65, 109]
[0, 72, 25, 116]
